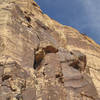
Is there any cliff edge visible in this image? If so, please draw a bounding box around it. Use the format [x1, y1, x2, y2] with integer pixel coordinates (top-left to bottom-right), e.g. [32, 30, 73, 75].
[0, 0, 100, 100]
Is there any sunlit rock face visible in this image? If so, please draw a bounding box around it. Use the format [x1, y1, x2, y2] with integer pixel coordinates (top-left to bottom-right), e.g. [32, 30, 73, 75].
[0, 0, 100, 100]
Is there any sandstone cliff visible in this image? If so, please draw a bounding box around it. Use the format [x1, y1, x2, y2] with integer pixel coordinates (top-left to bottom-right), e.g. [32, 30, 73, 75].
[0, 0, 100, 100]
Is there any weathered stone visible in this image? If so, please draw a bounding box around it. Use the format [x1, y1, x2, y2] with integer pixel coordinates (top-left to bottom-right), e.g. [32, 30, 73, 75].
[0, 0, 100, 100]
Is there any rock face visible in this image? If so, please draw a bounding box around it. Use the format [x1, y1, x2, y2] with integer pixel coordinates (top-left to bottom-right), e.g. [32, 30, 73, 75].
[0, 0, 100, 100]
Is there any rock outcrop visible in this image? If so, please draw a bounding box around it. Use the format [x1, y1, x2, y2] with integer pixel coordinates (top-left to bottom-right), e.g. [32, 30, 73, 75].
[0, 0, 100, 100]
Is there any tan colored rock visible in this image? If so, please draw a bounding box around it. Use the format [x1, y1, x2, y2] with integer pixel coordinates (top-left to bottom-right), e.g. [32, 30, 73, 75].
[0, 0, 100, 100]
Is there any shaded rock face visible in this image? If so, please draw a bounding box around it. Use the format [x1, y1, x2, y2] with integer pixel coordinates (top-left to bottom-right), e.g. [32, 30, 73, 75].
[0, 0, 100, 100]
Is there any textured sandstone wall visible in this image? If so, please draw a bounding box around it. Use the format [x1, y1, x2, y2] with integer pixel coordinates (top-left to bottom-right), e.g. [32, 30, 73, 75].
[0, 0, 100, 100]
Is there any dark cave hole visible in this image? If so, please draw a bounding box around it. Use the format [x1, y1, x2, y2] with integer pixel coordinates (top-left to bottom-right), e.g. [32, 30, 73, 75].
[33, 46, 58, 70]
[33, 58, 43, 69]
[69, 61, 80, 71]
[56, 74, 64, 83]
[27, 24, 32, 28]
[2, 75, 11, 81]
[70, 51, 74, 55]
[42, 72, 45, 76]
[33, 49, 45, 69]
[72, 64, 80, 70]
[25, 16, 31, 22]
[44, 63, 48, 65]
[56, 74, 61, 78]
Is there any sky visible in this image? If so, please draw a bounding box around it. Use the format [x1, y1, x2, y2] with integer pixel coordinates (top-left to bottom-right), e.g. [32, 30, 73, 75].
[35, 0, 100, 44]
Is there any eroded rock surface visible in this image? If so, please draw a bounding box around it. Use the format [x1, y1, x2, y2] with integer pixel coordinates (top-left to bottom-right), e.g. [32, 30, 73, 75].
[0, 0, 100, 100]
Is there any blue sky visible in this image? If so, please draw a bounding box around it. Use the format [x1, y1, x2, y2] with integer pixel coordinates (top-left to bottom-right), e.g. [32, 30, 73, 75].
[35, 0, 100, 44]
